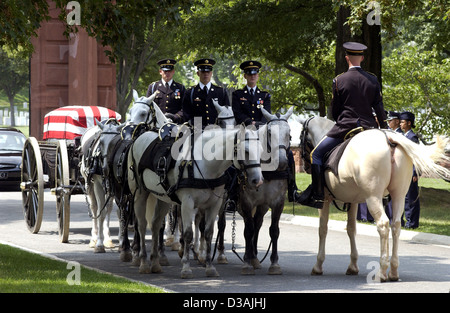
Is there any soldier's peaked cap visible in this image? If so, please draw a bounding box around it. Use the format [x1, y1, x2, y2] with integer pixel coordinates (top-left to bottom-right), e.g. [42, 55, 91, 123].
[240, 60, 262, 74]
[194, 58, 215, 72]
[157, 59, 176, 71]
[399, 111, 415, 128]
[343, 42, 367, 55]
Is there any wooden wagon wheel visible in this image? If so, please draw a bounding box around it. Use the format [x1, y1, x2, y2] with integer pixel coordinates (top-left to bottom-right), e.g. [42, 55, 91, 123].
[20, 137, 44, 234]
[55, 140, 70, 243]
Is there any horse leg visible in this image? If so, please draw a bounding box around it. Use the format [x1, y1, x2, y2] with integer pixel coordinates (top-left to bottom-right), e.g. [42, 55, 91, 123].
[241, 204, 256, 275]
[250, 205, 267, 270]
[118, 200, 132, 262]
[367, 196, 390, 282]
[102, 199, 114, 248]
[312, 201, 329, 275]
[158, 217, 169, 266]
[389, 191, 408, 281]
[149, 200, 169, 273]
[192, 212, 202, 261]
[268, 203, 283, 275]
[204, 202, 221, 277]
[134, 190, 150, 273]
[217, 202, 228, 264]
[87, 184, 99, 249]
[345, 203, 359, 275]
[93, 180, 107, 253]
[180, 199, 195, 279]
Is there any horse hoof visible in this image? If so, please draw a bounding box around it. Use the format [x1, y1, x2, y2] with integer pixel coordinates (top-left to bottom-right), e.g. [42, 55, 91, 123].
[251, 258, 261, 269]
[389, 275, 399, 282]
[94, 246, 105, 253]
[345, 267, 359, 275]
[151, 263, 163, 274]
[206, 267, 219, 277]
[159, 255, 170, 266]
[139, 263, 151, 274]
[171, 242, 181, 251]
[164, 237, 174, 247]
[104, 239, 115, 248]
[181, 269, 193, 279]
[120, 251, 132, 262]
[131, 256, 140, 267]
[268, 264, 282, 275]
[217, 255, 228, 265]
[311, 267, 323, 276]
[89, 239, 97, 248]
[241, 264, 255, 275]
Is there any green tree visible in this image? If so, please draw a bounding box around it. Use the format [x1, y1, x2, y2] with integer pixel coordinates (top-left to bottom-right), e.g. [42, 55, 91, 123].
[0, 48, 29, 126]
[54, 0, 195, 117]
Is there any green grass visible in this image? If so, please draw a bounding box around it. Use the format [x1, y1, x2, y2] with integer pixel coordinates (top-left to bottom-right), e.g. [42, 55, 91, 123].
[284, 173, 450, 236]
[0, 244, 166, 293]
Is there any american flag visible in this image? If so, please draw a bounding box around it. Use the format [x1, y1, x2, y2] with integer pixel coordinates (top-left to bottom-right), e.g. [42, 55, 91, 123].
[43, 106, 121, 140]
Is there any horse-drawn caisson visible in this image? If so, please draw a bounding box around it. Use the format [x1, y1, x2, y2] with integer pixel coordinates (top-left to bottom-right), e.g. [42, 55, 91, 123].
[20, 105, 121, 243]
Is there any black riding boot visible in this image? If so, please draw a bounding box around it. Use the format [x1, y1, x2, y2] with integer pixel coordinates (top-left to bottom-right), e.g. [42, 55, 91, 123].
[294, 164, 324, 209]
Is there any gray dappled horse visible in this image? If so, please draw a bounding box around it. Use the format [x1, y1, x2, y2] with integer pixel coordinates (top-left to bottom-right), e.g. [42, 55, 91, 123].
[217, 107, 294, 275]
[127, 123, 264, 279]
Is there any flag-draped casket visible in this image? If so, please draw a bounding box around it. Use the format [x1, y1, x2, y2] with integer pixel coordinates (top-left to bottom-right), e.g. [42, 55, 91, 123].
[43, 106, 121, 140]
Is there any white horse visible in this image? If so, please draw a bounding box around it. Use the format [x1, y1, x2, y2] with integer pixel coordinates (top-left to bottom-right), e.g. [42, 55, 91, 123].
[127, 124, 264, 278]
[299, 116, 450, 281]
[80, 119, 121, 252]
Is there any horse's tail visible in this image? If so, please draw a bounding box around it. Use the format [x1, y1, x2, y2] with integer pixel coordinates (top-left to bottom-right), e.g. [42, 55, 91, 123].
[384, 130, 450, 180]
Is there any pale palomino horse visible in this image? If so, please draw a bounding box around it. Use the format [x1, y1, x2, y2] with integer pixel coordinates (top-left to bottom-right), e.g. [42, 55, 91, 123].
[127, 124, 264, 278]
[299, 116, 450, 281]
[216, 107, 294, 275]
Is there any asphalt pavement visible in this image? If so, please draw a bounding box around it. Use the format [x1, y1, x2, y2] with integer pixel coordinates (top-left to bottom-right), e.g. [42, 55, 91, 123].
[1, 190, 449, 293]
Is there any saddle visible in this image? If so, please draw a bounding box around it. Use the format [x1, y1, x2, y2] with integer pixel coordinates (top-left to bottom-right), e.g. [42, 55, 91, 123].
[323, 127, 363, 177]
[138, 135, 176, 180]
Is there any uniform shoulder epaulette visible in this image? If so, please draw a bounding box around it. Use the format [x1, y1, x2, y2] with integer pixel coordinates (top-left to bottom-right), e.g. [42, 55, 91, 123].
[334, 72, 345, 81]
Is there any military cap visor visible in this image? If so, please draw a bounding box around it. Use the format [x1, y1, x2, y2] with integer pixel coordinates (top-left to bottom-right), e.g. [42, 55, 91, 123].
[240, 60, 262, 74]
[387, 111, 400, 121]
[343, 42, 367, 55]
[195, 58, 216, 72]
[399, 112, 416, 128]
[158, 59, 176, 71]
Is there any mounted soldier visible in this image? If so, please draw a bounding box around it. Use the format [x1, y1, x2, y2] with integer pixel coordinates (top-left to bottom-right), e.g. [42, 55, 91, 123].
[182, 58, 230, 127]
[294, 42, 388, 209]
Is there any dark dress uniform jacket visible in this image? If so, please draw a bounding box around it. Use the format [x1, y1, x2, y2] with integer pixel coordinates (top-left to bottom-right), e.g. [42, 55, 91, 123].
[146, 80, 185, 119]
[182, 83, 230, 126]
[327, 67, 387, 139]
[232, 87, 271, 125]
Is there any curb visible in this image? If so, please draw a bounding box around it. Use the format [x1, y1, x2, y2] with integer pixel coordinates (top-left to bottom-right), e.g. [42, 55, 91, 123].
[278, 213, 450, 247]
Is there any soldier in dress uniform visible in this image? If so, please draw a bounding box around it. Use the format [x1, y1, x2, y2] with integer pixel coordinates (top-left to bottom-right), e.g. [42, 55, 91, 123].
[146, 58, 185, 123]
[294, 42, 388, 208]
[182, 58, 230, 127]
[400, 111, 421, 228]
[387, 111, 403, 133]
[232, 60, 271, 126]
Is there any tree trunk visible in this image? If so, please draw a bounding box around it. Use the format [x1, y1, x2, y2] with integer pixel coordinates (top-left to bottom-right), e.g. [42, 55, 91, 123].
[284, 64, 326, 117]
[336, 6, 382, 84]
[8, 95, 16, 127]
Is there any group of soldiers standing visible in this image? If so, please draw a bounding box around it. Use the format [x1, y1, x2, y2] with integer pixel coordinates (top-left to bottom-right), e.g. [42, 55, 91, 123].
[144, 41, 421, 228]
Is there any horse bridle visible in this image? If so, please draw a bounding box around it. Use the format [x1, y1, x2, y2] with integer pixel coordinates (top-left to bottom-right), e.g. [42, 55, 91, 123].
[134, 101, 156, 126]
[233, 130, 261, 179]
[265, 116, 291, 153]
[300, 116, 315, 172]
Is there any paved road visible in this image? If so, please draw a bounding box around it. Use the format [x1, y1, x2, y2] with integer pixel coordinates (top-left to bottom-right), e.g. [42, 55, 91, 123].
[1, 190, 449, 293]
